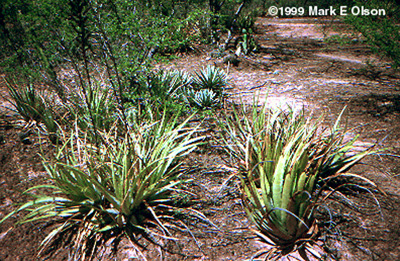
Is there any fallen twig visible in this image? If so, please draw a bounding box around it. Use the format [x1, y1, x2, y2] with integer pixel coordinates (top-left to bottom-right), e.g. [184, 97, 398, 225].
[248, 81, 269, 90]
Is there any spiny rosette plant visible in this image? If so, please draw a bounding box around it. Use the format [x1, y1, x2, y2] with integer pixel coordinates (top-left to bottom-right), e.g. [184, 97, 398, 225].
[143, 69, 190, 99]
[0, 114, 203, 260]
[192, 65, 227, 95]
[221, 102, 381, 260]
[6, 80, 59, 142]
[66, 83, 117, 133]
[193, 89, 219, 109]
[124, 69, 193, 119]
[5, 80, 54, 123]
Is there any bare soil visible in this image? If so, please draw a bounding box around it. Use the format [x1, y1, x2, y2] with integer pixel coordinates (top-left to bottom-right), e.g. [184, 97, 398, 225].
[1, 17, 400, 260]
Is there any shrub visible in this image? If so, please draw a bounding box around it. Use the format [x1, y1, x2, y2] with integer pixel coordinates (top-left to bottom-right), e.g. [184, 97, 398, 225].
[345, 0, 400, 68]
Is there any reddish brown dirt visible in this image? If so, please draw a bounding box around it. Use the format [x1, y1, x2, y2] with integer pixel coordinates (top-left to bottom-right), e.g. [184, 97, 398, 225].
[1, 17, 400, 260]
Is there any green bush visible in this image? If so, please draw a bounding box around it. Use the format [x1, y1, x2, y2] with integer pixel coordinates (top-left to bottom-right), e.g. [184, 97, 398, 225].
[0, 0, 211, 136]
[345, 0, 400, 68]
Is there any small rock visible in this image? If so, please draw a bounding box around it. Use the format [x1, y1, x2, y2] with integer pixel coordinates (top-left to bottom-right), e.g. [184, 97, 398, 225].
[262, 55, 274, 60]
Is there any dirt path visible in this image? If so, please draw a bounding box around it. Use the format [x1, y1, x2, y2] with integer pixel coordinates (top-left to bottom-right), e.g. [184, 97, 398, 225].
[1, 17, 400, 260]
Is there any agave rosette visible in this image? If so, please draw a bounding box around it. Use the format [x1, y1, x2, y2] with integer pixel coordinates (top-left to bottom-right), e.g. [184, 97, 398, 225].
[193, 89, 218, 109]
[222, 102, 380, 259]
[192, 65, 227, 94]
[0, 113, 202, 259]
[226, 105, 319, 249]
